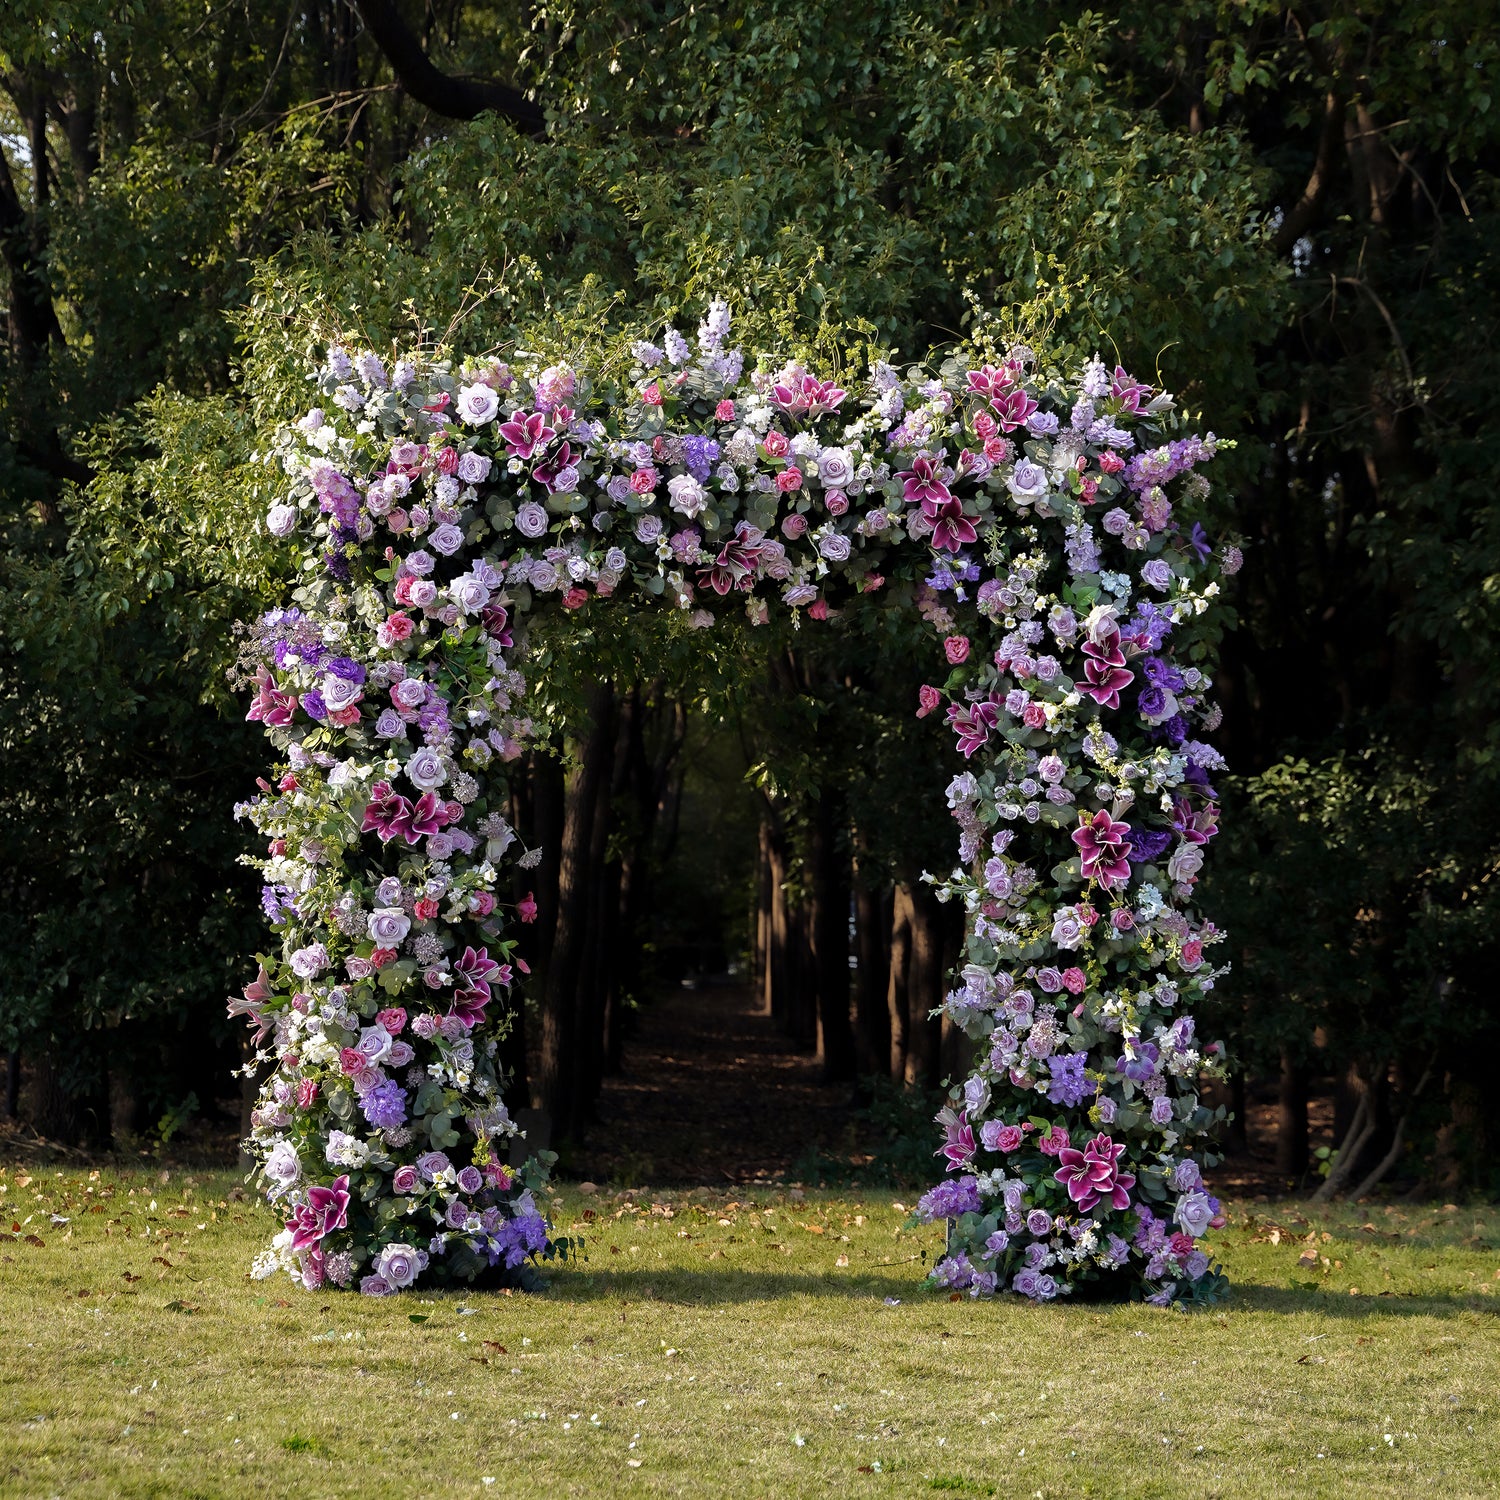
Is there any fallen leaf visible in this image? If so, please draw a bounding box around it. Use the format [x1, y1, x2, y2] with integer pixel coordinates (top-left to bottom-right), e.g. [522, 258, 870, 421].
[836, 1254, 850, 1267]
[1297, 1250, 1319, 1268]
[23, 1234, 44, 1248]
[482, 1341, 507, 1354]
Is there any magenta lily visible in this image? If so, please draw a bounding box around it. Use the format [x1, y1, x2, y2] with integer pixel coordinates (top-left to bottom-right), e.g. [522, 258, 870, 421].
[1053, 1132, 1135, 1211]
[497, 409, 554, 459]
[1072, 809, 1133, 889]
[287, 1174, 351, 1252]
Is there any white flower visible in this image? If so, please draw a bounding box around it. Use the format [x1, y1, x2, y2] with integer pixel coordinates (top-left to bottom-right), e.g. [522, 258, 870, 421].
[357, 1024, 394, 1065]
[667, 474, 708, 518]
[515, 502, 549, 539]
[265, 503, 298, 537]
[449, 573, 492, 615]
[367, 906, 411, 946]
[457, 383, 500, 425]
[320, 674, 362, 712]
[406, 746, 448, 793]
[1173, 1190, 1214, 1239]
[263, 1140, 302, 1199]
[374, 1242, 422, 1289]
[817, 447, 855, 488]
[1007, 460, 1049, 502]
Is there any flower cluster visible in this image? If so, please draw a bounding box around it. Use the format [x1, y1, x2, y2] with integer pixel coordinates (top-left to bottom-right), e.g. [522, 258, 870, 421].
[237, 301, 1236, 1302]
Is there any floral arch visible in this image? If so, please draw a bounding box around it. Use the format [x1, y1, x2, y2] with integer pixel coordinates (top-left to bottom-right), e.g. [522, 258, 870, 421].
[235, 302, 1237, 1306]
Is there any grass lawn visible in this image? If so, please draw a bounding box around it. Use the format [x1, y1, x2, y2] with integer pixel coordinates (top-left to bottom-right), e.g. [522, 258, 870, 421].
[1, 1164, 1496, 1499]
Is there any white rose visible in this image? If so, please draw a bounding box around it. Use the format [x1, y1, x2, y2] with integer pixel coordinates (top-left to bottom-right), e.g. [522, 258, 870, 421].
[449, 573, 492, 615]
[667, 473, 709, 517]
[263, 1140, 301, 1199]
[367, 906, 411, 947]
[457, 383, 499, 425]
[374, 1242, 421, 1289]
[1173, 1190, 1214, 1239]
[357, 1024, 394, 1065]
[1166, 844, 1203, 884]
[817, 447, 854, 489]
[265, 503, 298, 537]
[1007, 460, 1049, 502]
[320, 674, 363, 712]
[406, 746, 447, 792]
[456, 451, 492, 484]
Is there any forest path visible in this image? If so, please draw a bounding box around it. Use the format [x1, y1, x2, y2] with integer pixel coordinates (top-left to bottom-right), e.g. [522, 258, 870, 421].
[569, 983, 858, 1187]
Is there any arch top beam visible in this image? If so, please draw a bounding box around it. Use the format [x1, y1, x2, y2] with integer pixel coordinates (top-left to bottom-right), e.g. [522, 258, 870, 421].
[237, 302, 1238, 1305]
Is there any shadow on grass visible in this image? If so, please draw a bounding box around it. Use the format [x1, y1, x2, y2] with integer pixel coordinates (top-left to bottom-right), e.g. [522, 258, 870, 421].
[547, 1265, 928, 1305]
[538, 1265, 1500, 1318]
[1229, 1282, 1499, 1319]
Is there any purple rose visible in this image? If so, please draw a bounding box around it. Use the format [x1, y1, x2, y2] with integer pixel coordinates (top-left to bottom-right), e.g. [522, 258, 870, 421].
[1026, 1208, 1053, 1237]
[359, 1274, 395, 1296]
[456, 1166, 484, 1195]
[374, 1241, 422, 1289]
[416, 1150, 452, 1182]
[392, 1165, 420, 1193]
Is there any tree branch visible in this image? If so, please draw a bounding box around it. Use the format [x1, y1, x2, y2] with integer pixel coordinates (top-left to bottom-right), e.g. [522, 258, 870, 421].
[1273, 89, 1345, 257]
[347, 0, 544, 133]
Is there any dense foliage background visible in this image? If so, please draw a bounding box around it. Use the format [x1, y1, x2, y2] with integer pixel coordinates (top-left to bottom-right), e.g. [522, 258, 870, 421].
[2, 1, 1496, 1194]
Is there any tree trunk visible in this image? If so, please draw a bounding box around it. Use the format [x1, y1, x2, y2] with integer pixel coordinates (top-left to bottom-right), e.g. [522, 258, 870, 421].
[904, 883, 944, 1088]
[1275, 1046, 1309, 1178]
[808, 791, 855, 1083]
[852, 842, 892, 1081]
[536, 684, 615, 1140]
[886, 884, 914, 1082]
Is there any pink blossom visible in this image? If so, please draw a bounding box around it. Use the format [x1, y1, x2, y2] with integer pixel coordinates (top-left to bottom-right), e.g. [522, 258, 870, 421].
[246, 669, 297, 728]
[497, 410, 554, 458]
[287, 1174, 350, 1252]
[1072, 810, 1132, 889]
[944, 635, 970, 665]
[1053, 1133, 1135, 1211]
[715, 400, 736, 421]
[916, 684, 942, 718]
[762, 430, 790, 458]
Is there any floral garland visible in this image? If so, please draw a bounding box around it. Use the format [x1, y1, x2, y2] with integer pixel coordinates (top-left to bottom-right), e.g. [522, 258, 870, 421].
[235, 301, 1239, 1304]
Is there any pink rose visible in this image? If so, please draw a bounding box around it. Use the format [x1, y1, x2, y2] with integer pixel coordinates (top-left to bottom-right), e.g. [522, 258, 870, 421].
[807, 599, 829, 620]
[1037, 1125, 1071, 1157]
[1180, 939, 1203, 970]
[996, 1125, 1024, 1152]
[435, 447, 459, 475]
[392, 1165, 420, 1193]
[562, 587, 589, 610]
[763, 430, 789, 458]
[468, 890, 496, 917]
[518, 892, 538, 924]
[715, 400, 735, 421]
[775, 467, 803, 493]
[944, 635, 970, 665]
[377, 1007, 407, 1035]
[916, 684, 942, 719]
[339, 1048, 366, 1076]
[826, 493, 850, 516]
[780, 513, 808, 539]
[641, 383, 663, 406]
[295, 1079, 318, 1110]
[1061, 967, 1087, 995]
[1022, 703, 1048, 728]
[629, 466, 658, 494]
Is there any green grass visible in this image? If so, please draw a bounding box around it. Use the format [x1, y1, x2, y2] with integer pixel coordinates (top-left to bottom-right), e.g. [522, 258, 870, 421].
[1, 1164, 1497, 1498]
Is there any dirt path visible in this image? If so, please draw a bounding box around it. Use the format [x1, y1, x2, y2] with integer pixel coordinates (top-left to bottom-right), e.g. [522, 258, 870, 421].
[570, 983, 858, 1187]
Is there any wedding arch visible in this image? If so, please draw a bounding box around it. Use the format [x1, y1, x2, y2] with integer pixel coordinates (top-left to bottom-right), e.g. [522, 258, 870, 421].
[233, 302, 1237, 1305]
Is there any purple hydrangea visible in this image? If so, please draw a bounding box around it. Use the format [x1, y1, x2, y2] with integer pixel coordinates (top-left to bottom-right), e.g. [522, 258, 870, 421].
[359, 1079, 408, 1130]
[916, 1175, 982, 1221]
[1046, 1052, 1096, 1108]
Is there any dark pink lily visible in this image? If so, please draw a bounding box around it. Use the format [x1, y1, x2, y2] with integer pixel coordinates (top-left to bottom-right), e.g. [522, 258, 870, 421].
[448, 946, 502, 1028]
[287, 1174, 350, 1252]
[990, 386, 1038, 432]
[246, 669, 297, 728]
[697, 522, 766, 595]
[1072, 809, 1133, 889]
[362, 782, 414, 843]
[929, 496, 978, 553]
[897, 454, 952, 508]
[947, 698, 1000, 758]
[1171, 796, 1219, 844]
[497, 409, 554, 459]
[1079, 629, 1135, 709]
[531, 440, 575, 490]
[1053, 1132, 1135, 1211]
[227, 965, 275, 1045]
